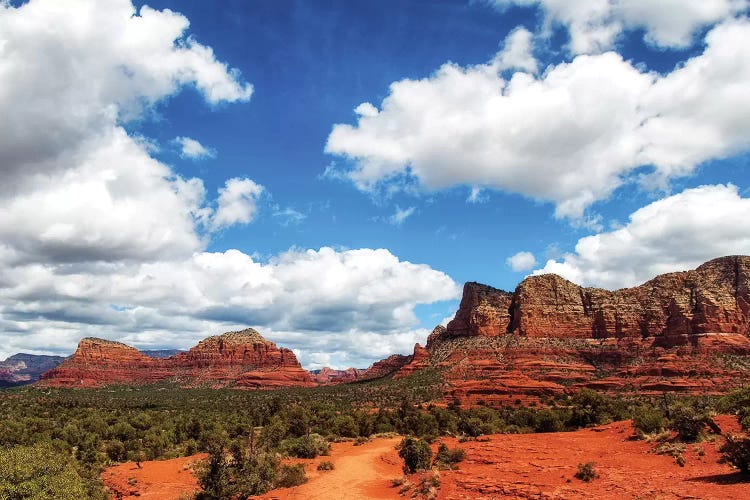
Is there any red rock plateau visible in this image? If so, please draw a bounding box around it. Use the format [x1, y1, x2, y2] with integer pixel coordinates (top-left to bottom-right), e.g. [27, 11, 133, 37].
[396, 255, 750, 405]
[38, 329, 314, 389]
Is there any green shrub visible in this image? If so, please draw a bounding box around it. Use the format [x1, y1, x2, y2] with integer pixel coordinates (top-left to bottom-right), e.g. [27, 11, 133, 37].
[568, 389, 613, 428]
[718, 387, 750, 431]
[632, 405, 666, 436]
[398, 437, 432, 473]
[458, 417, 484, 437]
[534, 409, 566, 433]
[434, 443, 466, 469]
[720, 434, 750, 474]
[574, 462, 598, 482]
[0, 444, 94, 500]
[196, 443, 279, 499]
[669, 405, 711, 442]
[280, 434, 330, 459]
[317, 460, 335, 471]
[275, 464, 307, 488]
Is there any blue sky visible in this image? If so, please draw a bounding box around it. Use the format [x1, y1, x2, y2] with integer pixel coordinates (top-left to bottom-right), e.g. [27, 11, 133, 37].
[1, 0, 749, 368]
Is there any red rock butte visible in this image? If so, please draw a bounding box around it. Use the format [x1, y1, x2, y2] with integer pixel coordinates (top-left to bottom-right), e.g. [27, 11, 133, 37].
[394, 255, 750, 405]
[38, 328, 314, 388]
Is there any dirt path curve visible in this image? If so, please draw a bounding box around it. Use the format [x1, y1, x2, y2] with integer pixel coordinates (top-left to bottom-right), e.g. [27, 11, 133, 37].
[256, 437, 403, 500]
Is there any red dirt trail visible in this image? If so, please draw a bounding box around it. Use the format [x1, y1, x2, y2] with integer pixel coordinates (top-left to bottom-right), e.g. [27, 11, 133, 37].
[255, 436, 403, 500]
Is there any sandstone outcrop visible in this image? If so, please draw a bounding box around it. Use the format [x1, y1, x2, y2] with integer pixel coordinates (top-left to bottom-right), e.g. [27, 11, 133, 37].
[485, 255, 749, 339]
[422, 256, 750, 404]
[39, 329, 313, 388]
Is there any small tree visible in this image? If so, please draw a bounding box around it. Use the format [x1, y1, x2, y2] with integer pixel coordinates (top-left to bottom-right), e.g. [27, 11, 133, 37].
[398, 437, 432, 473]
[0, 444, 91, 500]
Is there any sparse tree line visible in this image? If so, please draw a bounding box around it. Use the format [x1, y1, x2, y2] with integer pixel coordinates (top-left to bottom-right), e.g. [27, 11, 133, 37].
[0, 380, 748, 498]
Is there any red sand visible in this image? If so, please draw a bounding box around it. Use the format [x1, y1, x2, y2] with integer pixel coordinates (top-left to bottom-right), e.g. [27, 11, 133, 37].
[102, 453, 206, 500]
[437, 415, 748, 500]
[102, 418, 749, 500]
[255, 437, 403, 500]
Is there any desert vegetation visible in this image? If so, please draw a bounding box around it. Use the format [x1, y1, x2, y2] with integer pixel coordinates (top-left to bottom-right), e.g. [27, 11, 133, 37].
[1, 379, 749, 497]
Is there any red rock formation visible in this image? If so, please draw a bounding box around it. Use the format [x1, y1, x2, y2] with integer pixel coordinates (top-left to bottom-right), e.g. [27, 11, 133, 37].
[421, 256, 750, 405]
[310, 367, 366, 384]
[446, 283, 513, 336]
[510, 255, 750, 338]
[39, 329, 313, 388]
[311, 354, 411, 384]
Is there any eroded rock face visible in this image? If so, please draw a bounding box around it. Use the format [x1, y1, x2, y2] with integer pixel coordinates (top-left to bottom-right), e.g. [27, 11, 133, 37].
[446, 283, 513, 336]
[447, 256, 750, 340]
[426, 256, 750, 404]
[39, 329, 313, 388]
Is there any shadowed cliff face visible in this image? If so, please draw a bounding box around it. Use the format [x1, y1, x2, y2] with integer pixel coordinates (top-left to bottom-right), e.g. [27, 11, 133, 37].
[446, 256, 750, 339]
[38, 329, 313, 388]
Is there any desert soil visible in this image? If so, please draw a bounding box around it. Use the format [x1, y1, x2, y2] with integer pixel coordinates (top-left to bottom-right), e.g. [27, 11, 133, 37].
[102, 417, 749, 500]
[102, 453, 206, 499]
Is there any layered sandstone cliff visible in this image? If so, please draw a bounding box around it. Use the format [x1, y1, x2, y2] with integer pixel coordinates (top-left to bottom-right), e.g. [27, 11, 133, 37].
[39, 329, 313, 388]
[446, 255, 750, 339]
[418, 256, 750, 404]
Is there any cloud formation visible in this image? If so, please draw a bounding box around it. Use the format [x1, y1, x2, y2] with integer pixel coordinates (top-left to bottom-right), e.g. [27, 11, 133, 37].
[534, 184, 750, 289]
[492, 0, 748, 53]
[0, 248, 459, 367]
[0, 0, 460, 368]
[211, 178, 265, 231]
[326, 19, 750, 221]
[389, 206, 417, 226]
[175, 137, 217, 160]
[507, 251, 537, 272]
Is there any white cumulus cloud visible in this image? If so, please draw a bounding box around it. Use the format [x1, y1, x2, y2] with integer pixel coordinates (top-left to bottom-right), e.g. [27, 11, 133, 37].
[534, 184, 750, 289]
[211, 178, 265, 231]
[491, 0, 748, 53]
[506, 251, 537, 272]
[0, 247, 460, 365]
[492, 27, 538, 73]
[326, 19, 750, 221]
[0, 0, 461, 368]
[175, 136, 217, 160]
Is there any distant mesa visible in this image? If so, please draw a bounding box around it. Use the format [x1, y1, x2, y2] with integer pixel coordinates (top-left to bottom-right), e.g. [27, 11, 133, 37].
[141, 349, 184, 359]
[0, 353, 65, 387]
